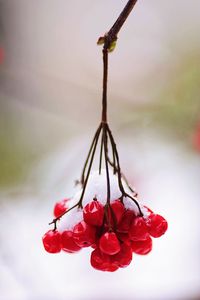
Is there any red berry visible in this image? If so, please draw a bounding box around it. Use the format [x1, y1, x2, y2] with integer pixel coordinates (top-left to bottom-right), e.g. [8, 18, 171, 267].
[73, 221, 96, 247]
[90, 248, 110, 271]
[90, 248, 119, 272]
[129, 217, 149, 241]
[111, 243, 132, 268]
[61, 230, 81, 253]
[118, 209, 136, 233]
[131, 236, 152, 255]
[53, 198, 69, 218]
[99, 232, 121, 255]
[42, 230, 61, 253]
[146, 213, 168, 238]
[111, 200, 125, 223]
[91, 243, 98, 249]
[117, 232, 131, 246]
[106, 264, 119, 272]
[83, 200, 104, 226]
[107, 200, 125, 226]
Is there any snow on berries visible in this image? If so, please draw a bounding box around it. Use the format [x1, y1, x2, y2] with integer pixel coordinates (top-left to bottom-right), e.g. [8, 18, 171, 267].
[42, 0, 169, 273]
[42, 170, 168, 272]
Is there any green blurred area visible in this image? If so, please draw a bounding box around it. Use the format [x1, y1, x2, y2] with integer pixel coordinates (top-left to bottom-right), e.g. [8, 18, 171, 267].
[0, 95, 70, 188]
[1, 52, 200, 188]
[122, 53, 200, 141]
[1, 55, 199, 188]
[0, 24, 200, 190]
[156, 55, 200, 136]
[0, 100, 35, 187]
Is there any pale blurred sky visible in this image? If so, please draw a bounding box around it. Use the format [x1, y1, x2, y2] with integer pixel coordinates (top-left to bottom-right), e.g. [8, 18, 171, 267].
[1, 0, 200, 119]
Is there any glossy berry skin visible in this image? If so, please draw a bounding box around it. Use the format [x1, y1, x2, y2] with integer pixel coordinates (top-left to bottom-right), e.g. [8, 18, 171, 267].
[54, 198, 69, 218]
[117, 232, 131, 246]
[131, 236, 152, 255]
[90, 248, 119, 272]
[129, 217, 149, 241]
[99, 232, 121, 255]
[42, 230, 61, 253]
[61, 230, 81, 253]
[109, 200, 125, 225]
[91, 243, 98, 249]
[118, 209, 136, 233]
[146, 214, 168, 238]
[111, 243, 132, 268]
[73, 221, 96, 247]
[83, 200, 104, 226]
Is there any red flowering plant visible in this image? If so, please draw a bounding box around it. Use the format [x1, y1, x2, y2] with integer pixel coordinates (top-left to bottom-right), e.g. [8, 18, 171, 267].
[42, 0, 168, 272]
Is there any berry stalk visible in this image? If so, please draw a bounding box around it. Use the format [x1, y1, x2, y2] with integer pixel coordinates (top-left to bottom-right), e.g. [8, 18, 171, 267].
[49, 0, 141, 229]
[43, 1, 168, 273]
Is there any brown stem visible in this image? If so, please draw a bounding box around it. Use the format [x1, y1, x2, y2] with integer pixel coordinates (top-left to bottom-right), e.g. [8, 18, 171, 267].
[106, 125, 143, 216]
[48, 0, 140, 229]
[103, 125, 111, 205]
[101, 49, 108, 123]
[99, 129, 104, 174]
[81, 123, 102, 185]
[101, 0, 138, 123]
[79, 125, 102, 208]
[104, 0, 138, 50]
[49, 202, 79, 230]
[107, 155, 137, 196]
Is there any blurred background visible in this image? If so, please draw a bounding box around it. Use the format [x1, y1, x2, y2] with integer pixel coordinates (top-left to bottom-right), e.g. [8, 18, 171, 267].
[0, 0, 200, 299]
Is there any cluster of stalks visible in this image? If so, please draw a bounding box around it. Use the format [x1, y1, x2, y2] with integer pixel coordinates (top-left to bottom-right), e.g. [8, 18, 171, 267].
[49, 0, 142, 231]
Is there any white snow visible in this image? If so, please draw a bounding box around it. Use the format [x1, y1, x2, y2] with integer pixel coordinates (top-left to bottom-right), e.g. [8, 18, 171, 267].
[80, 169, 122, 206]
[57, 169, 149, 231]
[58, 207, 83, 232]
[123, 196, 150, 217]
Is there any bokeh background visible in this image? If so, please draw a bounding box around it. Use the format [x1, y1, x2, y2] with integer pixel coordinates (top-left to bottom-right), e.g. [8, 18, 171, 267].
[0, 1, 200, 299]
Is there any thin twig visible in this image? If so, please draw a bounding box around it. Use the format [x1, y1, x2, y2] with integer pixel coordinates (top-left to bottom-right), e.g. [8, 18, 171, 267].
[79, 125, 102, 208]
[101, 50, 108, 123]
[104, 0, 138, 50]
[106, 125, 143, 216]
[103, 125, 111, 205]
[81, 123, 102, 185]
[99, 129, 104, 174]
[49, 202, 80, 230]
[48, 0, 141, 228]
[107, 157, 137, 196]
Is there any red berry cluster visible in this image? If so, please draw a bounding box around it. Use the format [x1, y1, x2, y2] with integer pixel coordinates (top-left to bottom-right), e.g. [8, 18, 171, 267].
[42, 198, 168, 272]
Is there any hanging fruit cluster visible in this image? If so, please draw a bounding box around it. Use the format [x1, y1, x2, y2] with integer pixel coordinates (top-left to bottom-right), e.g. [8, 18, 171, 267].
[42, 170, 168, 272]
[42, 0, 168, 272]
